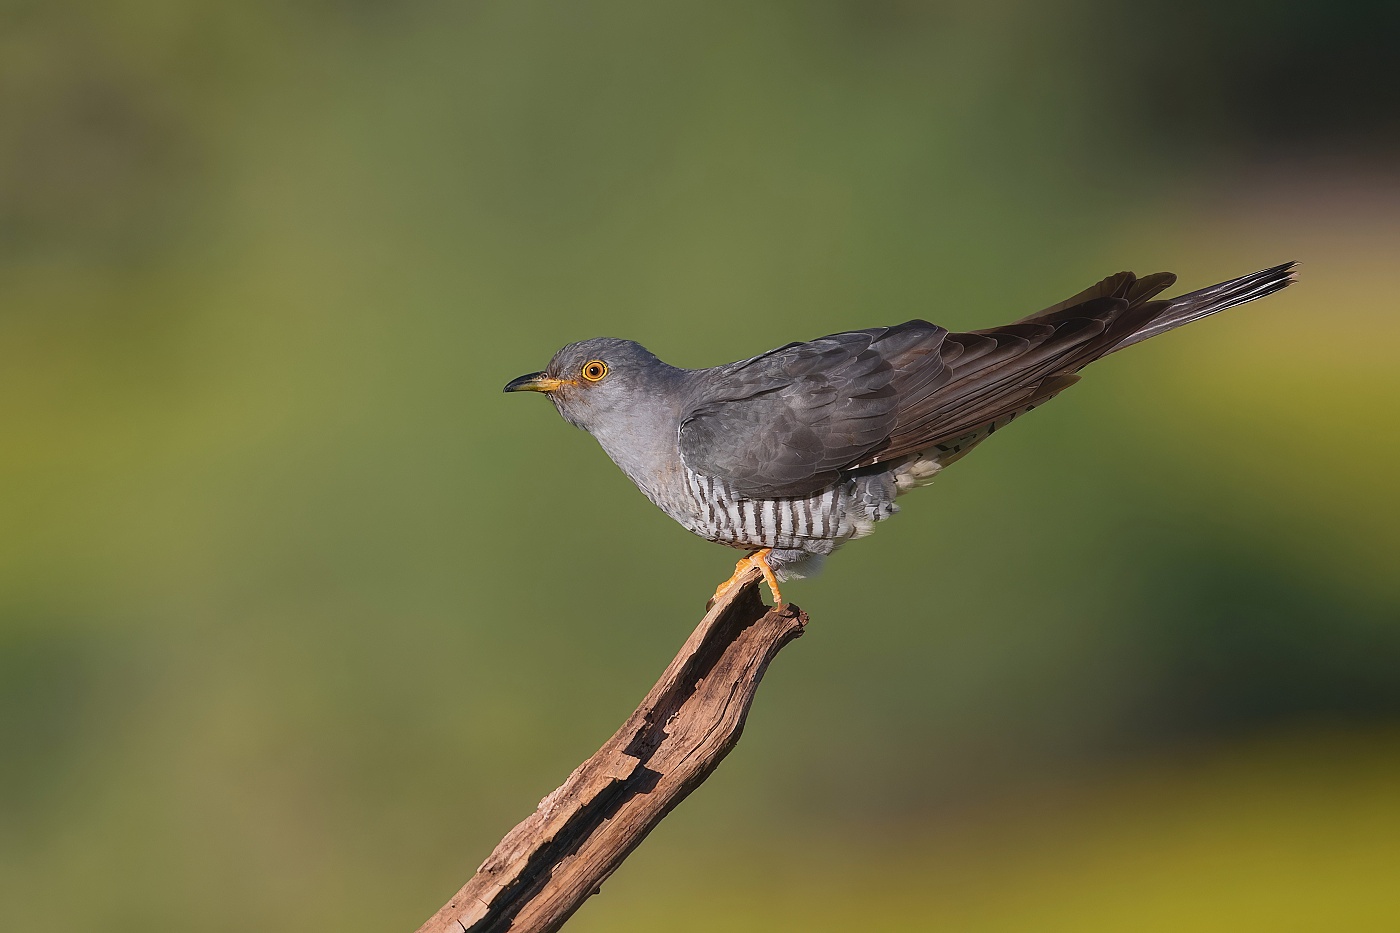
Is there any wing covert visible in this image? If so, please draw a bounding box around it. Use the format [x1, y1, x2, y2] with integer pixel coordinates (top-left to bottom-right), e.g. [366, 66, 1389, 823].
[678, 332, 900, 498]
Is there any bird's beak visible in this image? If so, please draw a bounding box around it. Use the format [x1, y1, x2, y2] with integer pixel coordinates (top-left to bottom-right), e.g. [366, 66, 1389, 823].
[503, 371, 567, 393]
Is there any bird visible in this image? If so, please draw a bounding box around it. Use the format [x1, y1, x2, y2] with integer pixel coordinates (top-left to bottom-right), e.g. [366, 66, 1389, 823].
[504, 262, 1297, 608]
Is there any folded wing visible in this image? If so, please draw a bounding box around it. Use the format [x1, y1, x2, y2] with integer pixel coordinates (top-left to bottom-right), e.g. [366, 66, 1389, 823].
[681, 263, 1295, 491]
[678, 332, 900, 498]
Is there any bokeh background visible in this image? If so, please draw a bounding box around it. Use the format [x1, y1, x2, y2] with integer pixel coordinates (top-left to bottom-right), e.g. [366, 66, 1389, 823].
[3, 2, 1398, 930]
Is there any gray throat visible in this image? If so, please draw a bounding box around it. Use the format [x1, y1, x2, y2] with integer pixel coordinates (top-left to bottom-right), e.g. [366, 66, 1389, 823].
[585, 379, 693, 507]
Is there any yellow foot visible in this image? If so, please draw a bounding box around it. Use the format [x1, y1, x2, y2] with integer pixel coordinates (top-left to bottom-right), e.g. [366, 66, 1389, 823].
[711, 548, 784, 609]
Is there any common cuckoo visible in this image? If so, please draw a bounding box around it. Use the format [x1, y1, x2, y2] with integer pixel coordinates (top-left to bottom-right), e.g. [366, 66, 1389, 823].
[505, 263, 1296, 606]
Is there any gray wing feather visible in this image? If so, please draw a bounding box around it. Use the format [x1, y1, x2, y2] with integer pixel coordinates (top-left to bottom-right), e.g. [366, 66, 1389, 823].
[680, 263, 1294, 493]
[678, 332, 900, 498]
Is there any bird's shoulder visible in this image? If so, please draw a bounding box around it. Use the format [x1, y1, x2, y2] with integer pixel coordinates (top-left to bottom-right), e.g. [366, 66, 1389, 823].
[676, 325, 943, 498]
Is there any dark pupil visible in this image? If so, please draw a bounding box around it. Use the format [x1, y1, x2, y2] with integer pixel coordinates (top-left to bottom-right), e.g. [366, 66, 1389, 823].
[588, 364, 601, 376]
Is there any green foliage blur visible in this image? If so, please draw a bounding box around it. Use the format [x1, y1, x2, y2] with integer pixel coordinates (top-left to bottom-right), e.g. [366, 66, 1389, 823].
[2, 2, 1397, 930]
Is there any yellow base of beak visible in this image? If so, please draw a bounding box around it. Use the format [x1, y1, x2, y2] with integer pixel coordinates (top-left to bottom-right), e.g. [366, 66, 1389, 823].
[504, 372, 569, 393]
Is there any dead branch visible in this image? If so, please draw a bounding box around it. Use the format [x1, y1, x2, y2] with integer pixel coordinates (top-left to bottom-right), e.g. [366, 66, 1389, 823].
[415, 567, 807, 933]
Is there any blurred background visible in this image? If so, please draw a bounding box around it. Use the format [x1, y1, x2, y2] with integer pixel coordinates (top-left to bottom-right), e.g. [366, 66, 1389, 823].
[3, 1, 1398, 930]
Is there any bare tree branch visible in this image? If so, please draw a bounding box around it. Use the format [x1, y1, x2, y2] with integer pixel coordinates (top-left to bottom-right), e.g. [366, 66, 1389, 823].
[415, 567, 807, 933]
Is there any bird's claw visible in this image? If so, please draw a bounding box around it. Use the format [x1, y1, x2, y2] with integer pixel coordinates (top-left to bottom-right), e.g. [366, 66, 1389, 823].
[708, 549, 783, 610]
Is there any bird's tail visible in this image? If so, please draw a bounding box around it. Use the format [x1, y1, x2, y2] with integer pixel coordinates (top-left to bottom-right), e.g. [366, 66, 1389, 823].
[1108, 261, 1298, 354]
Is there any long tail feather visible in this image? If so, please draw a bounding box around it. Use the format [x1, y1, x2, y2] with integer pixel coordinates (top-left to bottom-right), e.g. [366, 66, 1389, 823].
[1110, 261, 1298, 353]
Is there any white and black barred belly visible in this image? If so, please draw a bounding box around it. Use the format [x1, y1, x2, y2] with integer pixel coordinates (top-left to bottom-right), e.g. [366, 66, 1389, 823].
[665, 466, 904, 553]
[618, 449, 942, 580]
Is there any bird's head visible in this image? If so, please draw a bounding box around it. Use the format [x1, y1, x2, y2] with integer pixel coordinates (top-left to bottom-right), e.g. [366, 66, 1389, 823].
[503, 337, 679, 432]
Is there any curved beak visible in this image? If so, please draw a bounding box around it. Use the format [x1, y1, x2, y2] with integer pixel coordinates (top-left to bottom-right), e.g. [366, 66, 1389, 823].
[503, 371, 566, 393]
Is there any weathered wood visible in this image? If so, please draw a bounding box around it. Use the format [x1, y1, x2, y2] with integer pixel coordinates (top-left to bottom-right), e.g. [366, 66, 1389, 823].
[415, 567, 807, 933]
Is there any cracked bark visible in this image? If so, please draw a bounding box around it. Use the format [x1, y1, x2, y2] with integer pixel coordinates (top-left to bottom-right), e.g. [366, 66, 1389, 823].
[414, 566, 807, 933]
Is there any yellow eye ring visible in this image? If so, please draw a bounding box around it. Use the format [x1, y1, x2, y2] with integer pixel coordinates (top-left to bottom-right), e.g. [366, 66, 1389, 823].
[581, 360, 608, 382]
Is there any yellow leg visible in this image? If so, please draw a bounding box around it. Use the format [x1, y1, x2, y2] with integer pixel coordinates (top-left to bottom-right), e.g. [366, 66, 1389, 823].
[711, 548, 784, 608]
[752, 549, 784, 608]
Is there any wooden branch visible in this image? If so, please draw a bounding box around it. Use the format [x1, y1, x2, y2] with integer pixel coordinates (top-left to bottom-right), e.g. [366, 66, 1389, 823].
[415, 567, 807, 933]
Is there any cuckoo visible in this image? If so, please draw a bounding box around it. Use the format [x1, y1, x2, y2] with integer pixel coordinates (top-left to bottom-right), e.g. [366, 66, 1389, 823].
[505, 263, 1297, 607]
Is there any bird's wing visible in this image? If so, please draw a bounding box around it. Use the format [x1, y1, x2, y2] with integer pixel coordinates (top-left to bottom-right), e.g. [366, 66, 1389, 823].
[681, 266, 1269, 490]
[852, 271, 1180, 467]
[678, 331, 901, 498]
[1013, 270, 1176, 323]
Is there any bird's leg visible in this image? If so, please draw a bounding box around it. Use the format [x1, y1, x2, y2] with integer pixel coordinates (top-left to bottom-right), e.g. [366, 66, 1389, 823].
[751, 548, 784, 608]
[711, 548, 784, 609]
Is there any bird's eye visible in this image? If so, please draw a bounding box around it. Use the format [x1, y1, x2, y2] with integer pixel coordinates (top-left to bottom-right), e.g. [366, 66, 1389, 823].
[581, 360, 608, 382]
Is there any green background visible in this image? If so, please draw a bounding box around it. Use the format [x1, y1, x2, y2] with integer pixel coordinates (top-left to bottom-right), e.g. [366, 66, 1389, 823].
[3, 2, 1398, 930]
